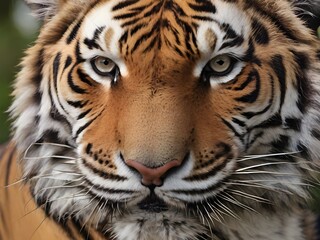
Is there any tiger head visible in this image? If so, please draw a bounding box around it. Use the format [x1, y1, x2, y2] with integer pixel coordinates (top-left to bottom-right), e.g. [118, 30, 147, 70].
[10, 0, 320, 239]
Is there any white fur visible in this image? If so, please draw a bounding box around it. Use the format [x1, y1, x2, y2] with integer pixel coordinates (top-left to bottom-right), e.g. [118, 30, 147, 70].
[10, 0, 320, 239]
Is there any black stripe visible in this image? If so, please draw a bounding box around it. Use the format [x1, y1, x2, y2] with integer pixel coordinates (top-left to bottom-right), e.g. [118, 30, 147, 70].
[291, 50, 310, 77]
[66, 18, 83, 44]
[270, 55, 286, 108]
[75, 41, 85, 63]
[250, 114, 282, 130]
[130, 23, 145, 36]
[112, 0, 139, 11]
[242, 103, 271, 119]
[68, 67, 87, 94]
[220, 36, 244, 50]
[131, 20, 160, 54]
[173, 176, 229, 195]
[32, 49, 44, 104]
[291, 50, 311, 113]
[222, 23, 239, 40]
[82, 159, 128, 181]
[121, 18, 140, 28]
[114, 11, 138, 20]
[165, 1, 186, 16]
[83, 177, 133, 193]
[244, 0, 306, 43]
[251, 18, 269, 45]
[190, 15, 214, 22]
[77, 69, 93, 86]
[64, 56, 73, 69]
[75, 118, 95, 137]
[77, 109, 92, 120]
[232, 118, 246, 128]
[67, 100, 89, 108]
[49, 105, 70, 124]
[271, 135, 289, 152]
[222, 118, 243, 140]
[37, 130, 61, 144]
[220, 23, 244, 50]
[143, 2, 162, 18]
[235, 69, 260, 103]
[53, 53, 61, 90]
[297, 142, 310, 159]
[242, 73, 274, 119]
[143, 36, 158, 53]
[130, 3, 153, 12]
[247, 131, 264, 149]
[234, 70, 256, 91]
[188, 2, 216, 13]
[48, 78, 71, 130]
[163, 19, 181, 45]
[86, 143, 93, 155]
[51, 53, 73, 127]
[173, 16, 199, 58]
[295, 72, 310, 113]
[75, 110, 103, 138]
[174, 46, 184, 57]
[285, 118, 301, 131]
[83, 26, 105, 50]
[242, 38, 255, 62]
[312, 129, 320, 141]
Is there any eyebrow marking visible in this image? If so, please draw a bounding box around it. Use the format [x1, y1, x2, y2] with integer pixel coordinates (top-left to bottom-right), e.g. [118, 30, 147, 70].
[205, 29, 217, 51]
[105, 28, 115, 51]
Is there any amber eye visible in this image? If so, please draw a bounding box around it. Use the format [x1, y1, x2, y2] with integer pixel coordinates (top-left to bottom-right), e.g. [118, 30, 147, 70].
[209, 54, 235, 76]
[91, 56, 117, 76]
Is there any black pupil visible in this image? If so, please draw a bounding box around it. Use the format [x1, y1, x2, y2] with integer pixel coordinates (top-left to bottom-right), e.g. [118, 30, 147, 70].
[102, 59, 109, 66]
[217, 60, 225, 66]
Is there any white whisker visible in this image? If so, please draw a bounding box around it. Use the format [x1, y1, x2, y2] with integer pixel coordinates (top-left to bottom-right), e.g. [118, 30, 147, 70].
[24, 155, 77, 161]
[219, 193, 259, 214]
[239, 151, 300, 162]
[5, 178, 27, 188]
[236, 162, 297, 172]
[234, 179, 312, 187]
[205, 203, 224, 224]
[215, 198, 240, 220]
[227, 181, 294, 195]
[35, 181, 85, 194]
[226, 189, 270, 204]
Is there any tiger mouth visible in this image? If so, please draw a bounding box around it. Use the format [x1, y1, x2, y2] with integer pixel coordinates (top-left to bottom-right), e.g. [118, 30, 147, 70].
[138, 191, 169, 213]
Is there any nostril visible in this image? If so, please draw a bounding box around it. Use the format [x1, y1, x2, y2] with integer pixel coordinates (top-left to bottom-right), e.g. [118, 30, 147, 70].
[126, 159, 181, 186]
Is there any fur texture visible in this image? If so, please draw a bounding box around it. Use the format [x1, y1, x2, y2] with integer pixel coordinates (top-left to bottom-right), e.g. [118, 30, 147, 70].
[2, 0, 320, 239]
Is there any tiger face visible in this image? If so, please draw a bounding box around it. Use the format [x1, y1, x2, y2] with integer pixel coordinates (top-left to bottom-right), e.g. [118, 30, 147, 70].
[11, 0, 320, 239]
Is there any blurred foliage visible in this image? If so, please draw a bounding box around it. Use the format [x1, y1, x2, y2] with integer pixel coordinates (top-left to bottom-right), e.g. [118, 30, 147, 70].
[0, 0, 37, 143]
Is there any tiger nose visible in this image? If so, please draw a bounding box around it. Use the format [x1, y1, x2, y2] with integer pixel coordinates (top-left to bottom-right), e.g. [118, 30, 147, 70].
[126, 159, 182, 186]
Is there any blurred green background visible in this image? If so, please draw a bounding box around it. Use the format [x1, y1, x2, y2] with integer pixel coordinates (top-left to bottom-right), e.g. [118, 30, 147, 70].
[0, 0, 38, 143]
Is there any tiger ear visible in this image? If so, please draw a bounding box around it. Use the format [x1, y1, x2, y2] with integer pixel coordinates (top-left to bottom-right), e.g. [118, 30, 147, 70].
[24, 0, 66, 20]
[291, 0, 320, 35]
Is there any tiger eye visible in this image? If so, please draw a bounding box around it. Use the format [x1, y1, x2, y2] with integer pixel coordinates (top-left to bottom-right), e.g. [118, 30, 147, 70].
[92, 56, 116, 75]
[209, 55, 233, 75]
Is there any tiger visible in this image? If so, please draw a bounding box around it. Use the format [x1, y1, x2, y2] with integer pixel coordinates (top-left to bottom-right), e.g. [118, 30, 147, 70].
[1, 0, 320, 239]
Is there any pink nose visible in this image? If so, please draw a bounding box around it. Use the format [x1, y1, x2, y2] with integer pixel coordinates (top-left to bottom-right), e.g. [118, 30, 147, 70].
[126, 159, 181, 186]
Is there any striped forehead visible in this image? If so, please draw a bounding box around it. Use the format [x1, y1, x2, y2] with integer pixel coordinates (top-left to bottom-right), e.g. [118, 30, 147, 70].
[81, 0, 250, 62]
